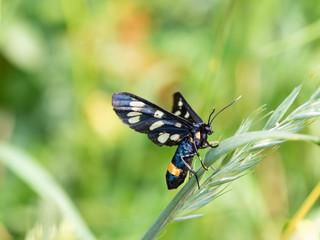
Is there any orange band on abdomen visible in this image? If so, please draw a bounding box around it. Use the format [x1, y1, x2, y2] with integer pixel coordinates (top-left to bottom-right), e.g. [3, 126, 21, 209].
[168, 162, 182, 177]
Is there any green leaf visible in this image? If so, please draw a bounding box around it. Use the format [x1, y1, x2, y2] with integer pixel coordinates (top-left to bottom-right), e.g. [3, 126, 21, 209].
[292, 112, 320, 120]
[310, 86, 320, 100]
[172, 214, 206, 222]
[264, 85, 302, 130]
[0, 144, 96, 240]
[236, 105, 267, 135]
[141, 131, 320, 240]
[219, 150, 236, 167]
[206, 175, 242, 188]
[249, 140, 285, 151]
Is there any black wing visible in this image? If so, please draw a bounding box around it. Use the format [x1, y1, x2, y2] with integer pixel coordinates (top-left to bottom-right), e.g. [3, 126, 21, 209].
[112, 92, 193, 146]
[172, 92, 203, 123]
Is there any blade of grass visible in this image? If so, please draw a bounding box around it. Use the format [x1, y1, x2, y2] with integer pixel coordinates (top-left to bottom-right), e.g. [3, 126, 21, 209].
[172, 214, 206, 222]
[141, 131, 320, 240]
[259, 19, 320, 57]
[264, 85, 302, 130]
[0, 143, 96, 240]
[310, 85, 320, 100]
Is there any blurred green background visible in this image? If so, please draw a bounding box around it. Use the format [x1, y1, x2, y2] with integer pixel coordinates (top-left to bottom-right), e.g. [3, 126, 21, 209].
[0, 0, 320, 239]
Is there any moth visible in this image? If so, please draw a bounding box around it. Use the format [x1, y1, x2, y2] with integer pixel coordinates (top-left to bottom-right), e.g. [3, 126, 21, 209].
[112, 92, 240, 189]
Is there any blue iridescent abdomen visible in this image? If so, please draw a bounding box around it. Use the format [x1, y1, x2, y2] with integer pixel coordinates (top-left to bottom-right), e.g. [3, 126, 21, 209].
[166, 137, 195, 189]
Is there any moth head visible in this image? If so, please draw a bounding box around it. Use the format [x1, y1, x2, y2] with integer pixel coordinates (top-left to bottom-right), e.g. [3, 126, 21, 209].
[204, 124, 213, 135]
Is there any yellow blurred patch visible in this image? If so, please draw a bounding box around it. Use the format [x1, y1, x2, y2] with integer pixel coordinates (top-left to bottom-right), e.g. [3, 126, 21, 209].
[207, 58, 220, 73]
[289, 219, 318, 240]
[0, 222, 11, 240]
[25, 220, 77, 240]
[0, 111, 15, 142]
[84, 91, 123, 143]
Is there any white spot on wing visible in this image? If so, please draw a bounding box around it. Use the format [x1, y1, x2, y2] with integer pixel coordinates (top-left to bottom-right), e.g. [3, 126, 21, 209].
[127, 112, 142, 117]
[175, 123, 182, 128]
[150, 121, 164, 130]
[130, 101, 145, 107]
[131, 107, 140, 112]
[154, 110, 164, 118]
[174, 110, 181, 116]
[184, 112, 190, 118]
[128, 116, 140, 124]
[178, 100, 183, 107]
[170, 134, 180, 141]
[158, 133, 169, 143]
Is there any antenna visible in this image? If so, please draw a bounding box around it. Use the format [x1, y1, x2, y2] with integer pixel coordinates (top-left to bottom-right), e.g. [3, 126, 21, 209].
[207, 108, 216, 125]
[209, 96, 241, 125]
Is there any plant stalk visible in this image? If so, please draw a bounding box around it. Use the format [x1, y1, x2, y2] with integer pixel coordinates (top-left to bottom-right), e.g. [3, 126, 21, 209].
[141, 131, 320, 240]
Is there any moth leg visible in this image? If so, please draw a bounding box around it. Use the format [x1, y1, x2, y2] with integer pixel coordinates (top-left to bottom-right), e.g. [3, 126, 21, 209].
[195, 140, 218, 171]
[191, 141, 209, 171]
[188, 158, 195, 179]
[205, 139, 219, 148]
[180, 154, 200, 189]
[205, 141, 219, 170]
